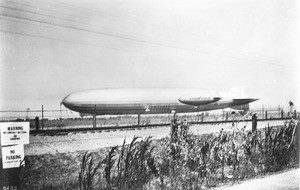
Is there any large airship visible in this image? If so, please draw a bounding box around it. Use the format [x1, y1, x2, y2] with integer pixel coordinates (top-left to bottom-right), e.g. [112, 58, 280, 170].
[62, 88, 258, 116]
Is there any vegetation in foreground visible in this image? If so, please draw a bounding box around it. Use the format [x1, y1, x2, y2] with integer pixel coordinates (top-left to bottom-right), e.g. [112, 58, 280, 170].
[19, 119, 299, 189]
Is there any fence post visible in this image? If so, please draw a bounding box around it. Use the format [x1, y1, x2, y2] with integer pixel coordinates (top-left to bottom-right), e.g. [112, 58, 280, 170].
[265, 111, 268, 120]
[252, 113, 257, 132]
[137, 114, 140, 125]
[93, 115, 96, 128]
[35, 117, 39, 131]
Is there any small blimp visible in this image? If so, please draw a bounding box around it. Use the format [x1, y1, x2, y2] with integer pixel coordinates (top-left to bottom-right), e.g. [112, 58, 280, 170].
[62, 88, 258, 117]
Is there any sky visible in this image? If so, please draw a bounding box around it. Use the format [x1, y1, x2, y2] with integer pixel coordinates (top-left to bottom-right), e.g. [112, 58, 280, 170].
[0, 0, 299, 113]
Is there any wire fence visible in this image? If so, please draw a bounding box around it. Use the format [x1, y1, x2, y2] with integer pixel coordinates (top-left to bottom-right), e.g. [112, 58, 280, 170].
[0, 109, 78, 121]
[0, 105, 298, 130]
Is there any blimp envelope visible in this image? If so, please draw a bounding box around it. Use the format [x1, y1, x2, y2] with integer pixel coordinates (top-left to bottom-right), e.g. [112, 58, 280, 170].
[1, 144, 25, 169]
[0, 122, 30, 146]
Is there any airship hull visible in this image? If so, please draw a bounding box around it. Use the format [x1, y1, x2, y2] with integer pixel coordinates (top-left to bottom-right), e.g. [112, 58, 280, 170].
[62, 88, 257, 115]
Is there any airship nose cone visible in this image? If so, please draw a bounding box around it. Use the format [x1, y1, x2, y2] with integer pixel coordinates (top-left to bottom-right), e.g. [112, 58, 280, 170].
[62, 94, 72, 107]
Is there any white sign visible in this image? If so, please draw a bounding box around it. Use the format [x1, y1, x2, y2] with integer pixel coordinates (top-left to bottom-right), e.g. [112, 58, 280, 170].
[1, 144, 25, 169]
[0, 122, 29, 146]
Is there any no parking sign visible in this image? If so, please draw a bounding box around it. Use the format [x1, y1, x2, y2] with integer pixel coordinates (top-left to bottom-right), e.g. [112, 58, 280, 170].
[1, 145, 25, 169]
[0, 122, 29, 189]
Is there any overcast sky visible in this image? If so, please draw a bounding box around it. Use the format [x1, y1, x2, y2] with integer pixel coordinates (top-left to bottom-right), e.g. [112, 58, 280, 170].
[0, 0, 298, 111]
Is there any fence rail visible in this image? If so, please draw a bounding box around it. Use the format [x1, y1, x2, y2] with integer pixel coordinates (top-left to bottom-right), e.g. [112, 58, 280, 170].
[0, 106, 297, 120]
[0, 106, 298, 131]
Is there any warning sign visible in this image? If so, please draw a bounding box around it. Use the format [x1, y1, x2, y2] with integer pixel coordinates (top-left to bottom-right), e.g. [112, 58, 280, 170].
[1, 145, 24, 169]
[0, 122, 29, 146]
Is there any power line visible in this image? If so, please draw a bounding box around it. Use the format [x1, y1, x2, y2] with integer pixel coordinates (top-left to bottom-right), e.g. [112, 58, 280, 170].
[0, 14, 140, 53]
[0, 13, 179, 48]
[5, 0, 288, 66]
[40, 0, 289, 65]
[0, 3, 179, 46]
[0, 28, 127, 52]
[0, 4, 294, 69]
[2, 14, 292, 69]
[0, 3, 170, 44]
[20, 0, 165, 30]
[0, 5, 92, 27]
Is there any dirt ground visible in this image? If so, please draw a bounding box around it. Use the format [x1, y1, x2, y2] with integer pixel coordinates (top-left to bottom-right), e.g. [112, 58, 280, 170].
[25, 120, 286, 155]
[214, 168, 300, 190]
